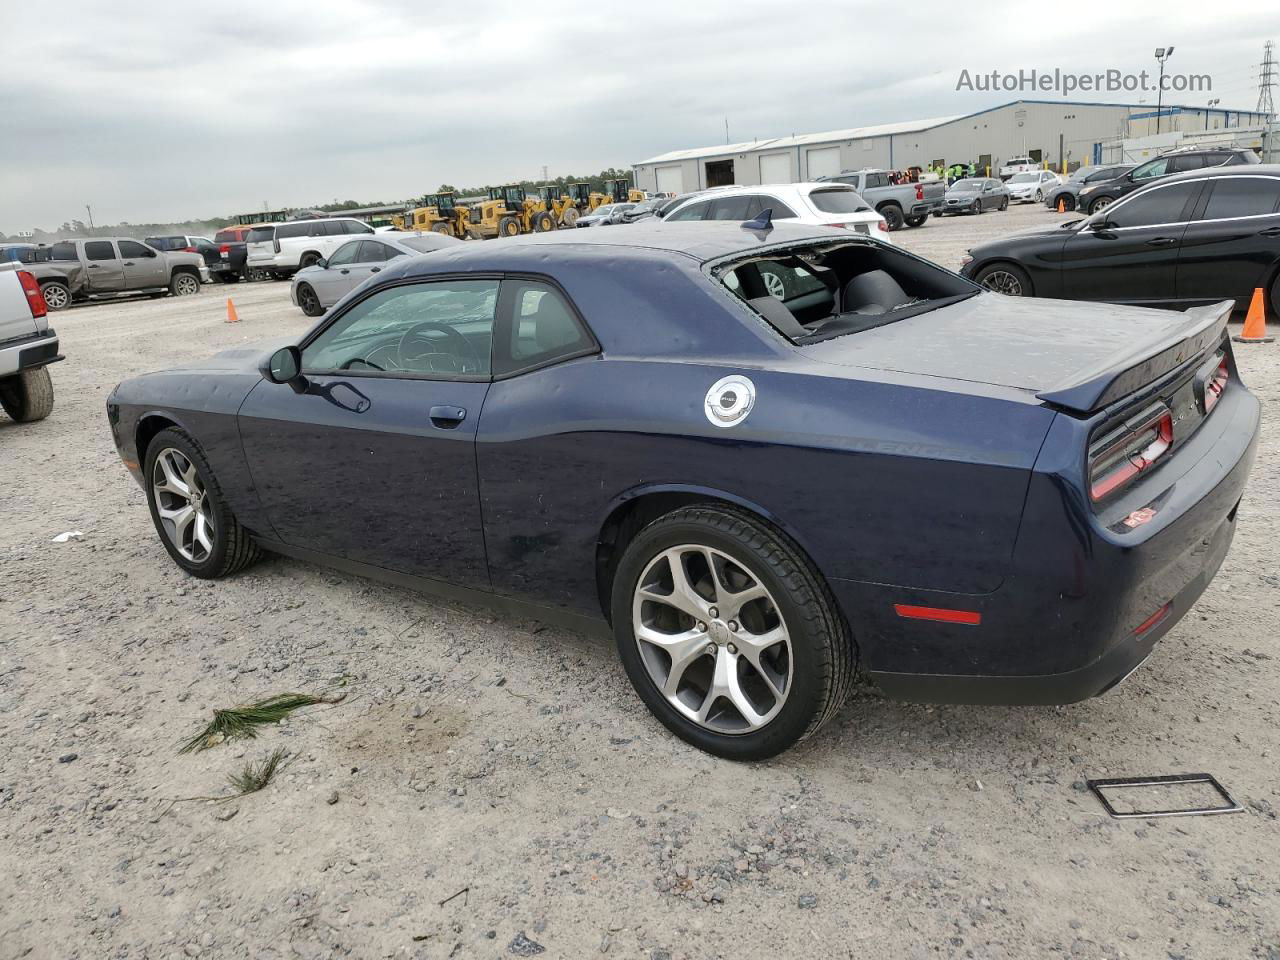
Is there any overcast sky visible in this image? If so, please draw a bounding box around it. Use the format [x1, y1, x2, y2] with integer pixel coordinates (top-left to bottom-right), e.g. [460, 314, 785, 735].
[1, 0, 1274, 233]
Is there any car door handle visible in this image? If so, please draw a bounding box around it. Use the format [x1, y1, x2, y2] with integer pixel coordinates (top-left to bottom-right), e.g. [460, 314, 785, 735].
[88, 263, 100, 268]
[370, 267, 381, 273]
[1260, 226, 1280, 237]
[429, 405, 467, 428]
[340, 268, 350, 274]
[1146, 237, 1177, 246]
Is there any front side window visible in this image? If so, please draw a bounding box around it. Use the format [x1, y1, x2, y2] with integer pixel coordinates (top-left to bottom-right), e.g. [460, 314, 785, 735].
[707, 195, 753, 220]
[666, 200, 711, 221]
[1201, 177, 1280, 220]
[119, 240, 155, 258]
[326, 240, 362, 267]
[302, 279, 499, 377]
[85, 241, 116, 261]
[1131, 158, 1170, 180]
[496, 280, 594, 376]
[357, 241, 397, 262]
[1102, 182, 1200, 228]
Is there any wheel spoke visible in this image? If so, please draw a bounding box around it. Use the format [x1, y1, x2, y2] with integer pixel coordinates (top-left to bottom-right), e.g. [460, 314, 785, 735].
[156, 453, 190, 497]
[194, 512, 215, 555]
[636, 624, 708, 696]
[721, 582, 767, 621]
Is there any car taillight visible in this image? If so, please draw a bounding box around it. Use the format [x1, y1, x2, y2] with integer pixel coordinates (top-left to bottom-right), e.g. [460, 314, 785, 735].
[877, 220, 889, 232]
[183, 246, 197, 253]
[825, 222, 849, 228]
[1088, 404, 1174, 502]
[219, 244, 231, 254]
[16, 270, 46, 319]
[1203, 357, 1229, 414]
[915, 185, 924, 201]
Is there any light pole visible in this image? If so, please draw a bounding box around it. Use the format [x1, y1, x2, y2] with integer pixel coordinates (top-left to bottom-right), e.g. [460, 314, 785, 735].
[1154, 46, 1175, 134]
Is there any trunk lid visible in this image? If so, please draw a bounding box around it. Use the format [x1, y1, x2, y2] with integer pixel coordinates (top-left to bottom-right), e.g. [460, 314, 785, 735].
[797, 294, 1233, 414]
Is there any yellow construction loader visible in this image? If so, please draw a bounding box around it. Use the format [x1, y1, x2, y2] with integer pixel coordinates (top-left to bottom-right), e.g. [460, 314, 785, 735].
[537, 186, 578, 227]
[605, 178, 646, 203]
[393, 192, 470, 237]
[465, 186, 556, 239]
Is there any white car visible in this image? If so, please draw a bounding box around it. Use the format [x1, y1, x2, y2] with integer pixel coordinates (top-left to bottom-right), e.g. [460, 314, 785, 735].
[998, 156, 1038, 178]
[1004, 170, 1061, 203]
[662, 183, 891, 242]
[245, 216, 376, 279]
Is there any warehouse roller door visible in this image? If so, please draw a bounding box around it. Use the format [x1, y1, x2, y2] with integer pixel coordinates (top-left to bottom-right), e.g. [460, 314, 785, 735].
[656, 165, 684, 195]
[805, 146, 842, 180]
[759, 153, 791, 183]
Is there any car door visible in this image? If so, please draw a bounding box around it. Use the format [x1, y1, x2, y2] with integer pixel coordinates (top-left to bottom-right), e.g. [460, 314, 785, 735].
[82, 240, 125, 291]
[1175, 174, 1280, 306]
[118, 239, 169, 288]
[1055, 180, 1204, 305]
[237, 277, 499, 587]
[309, 239, 362, 306]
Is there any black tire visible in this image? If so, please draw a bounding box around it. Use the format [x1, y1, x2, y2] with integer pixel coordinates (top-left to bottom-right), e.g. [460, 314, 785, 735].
[1087, 196, 1114, 216]
[878, 204, 904, 232]
[1270, 270, 1280, 320]
[904, 215, 927, 228]
[611, 504, 855, 761]
[0, 366, 54, 423]
[974, 261, 1034, 297]
[972, 201, 984, 215]
[169, 271, 200, 297]
[931, 211, 942, 218]
[430, 222, 452, 235]
[498, 216, 521, 238]
[299, 253, 322, 270]
[999, 197, 1009, 211]
[562, 207, 580, 227]
[532, 211, 555, 233]
[296, 282, 324, 317]
[143, 427, 261, 579]
[1035, 189, 1044, 202]
[39, 281, 71, 311]
[214, 273, 238, 284]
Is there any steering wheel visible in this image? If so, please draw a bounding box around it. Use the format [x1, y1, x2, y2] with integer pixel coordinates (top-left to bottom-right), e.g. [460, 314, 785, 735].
[397, 321, 481, 374]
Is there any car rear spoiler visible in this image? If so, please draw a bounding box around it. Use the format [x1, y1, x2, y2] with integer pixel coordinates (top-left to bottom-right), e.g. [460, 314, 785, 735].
[1035, 300, 1234, 415]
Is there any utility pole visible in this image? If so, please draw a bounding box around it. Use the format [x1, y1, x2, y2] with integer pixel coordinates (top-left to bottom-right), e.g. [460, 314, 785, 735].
[724, 116, 729, 144]
[85, 204, 95, 232]
[1154, 46, 1174, 135]
[1258, 40, 1276, 119]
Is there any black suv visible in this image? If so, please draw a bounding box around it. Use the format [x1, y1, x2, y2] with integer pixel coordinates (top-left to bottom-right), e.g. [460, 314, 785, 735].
[1076, 147, 1259, 215]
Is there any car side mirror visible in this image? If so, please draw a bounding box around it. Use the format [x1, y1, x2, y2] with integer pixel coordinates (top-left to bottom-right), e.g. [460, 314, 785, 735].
[316, 258, 328, 270]
[261, 345, 308, 393]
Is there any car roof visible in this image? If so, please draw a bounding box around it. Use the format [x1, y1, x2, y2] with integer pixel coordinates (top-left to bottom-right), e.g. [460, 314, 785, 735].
[396, 220, 856, 272]
[1148, 162, 1280, 185]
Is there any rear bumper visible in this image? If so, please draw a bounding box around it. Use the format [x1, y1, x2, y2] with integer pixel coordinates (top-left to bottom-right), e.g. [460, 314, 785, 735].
[0, 330, 61, 377]
[834, 382, 1260, 705]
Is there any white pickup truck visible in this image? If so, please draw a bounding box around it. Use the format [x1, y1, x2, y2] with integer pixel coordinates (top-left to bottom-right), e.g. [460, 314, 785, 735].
[0, 270, 61, 422]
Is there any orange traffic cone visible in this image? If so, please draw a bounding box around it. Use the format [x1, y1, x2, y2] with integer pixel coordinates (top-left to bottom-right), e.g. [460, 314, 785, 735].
[225, 298, 240, 324]
[1057, 197, 1066, 213]
[1232, 288, 1274, 344]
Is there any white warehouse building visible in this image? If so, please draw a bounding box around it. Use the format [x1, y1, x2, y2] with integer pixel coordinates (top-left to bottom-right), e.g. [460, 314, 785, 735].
[632, 99, 1270, 194]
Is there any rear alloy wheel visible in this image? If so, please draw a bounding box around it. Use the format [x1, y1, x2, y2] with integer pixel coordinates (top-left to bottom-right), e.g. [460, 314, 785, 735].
[612, 505, 855, 760]
[296, 283, 324, 317]
[904, 215, 927, 228]
[169, 272, 200, 297]
[0, 366, 54, 423]
[1088, 196, 1113, 216]
[145, 427, 260, 578]
[879, 205, 904, 231]
[975, 262, 1033, 297]
[39, 281, 70, 311]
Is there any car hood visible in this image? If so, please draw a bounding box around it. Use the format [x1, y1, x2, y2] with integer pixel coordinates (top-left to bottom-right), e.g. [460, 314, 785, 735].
[797, 293, 1194, 395]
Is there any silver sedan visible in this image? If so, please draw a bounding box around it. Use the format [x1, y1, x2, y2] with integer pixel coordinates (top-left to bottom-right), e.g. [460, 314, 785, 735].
[290, 232, 462, 316]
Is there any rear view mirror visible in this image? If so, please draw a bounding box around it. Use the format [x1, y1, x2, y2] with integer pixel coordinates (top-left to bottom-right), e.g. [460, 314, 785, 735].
[261, 345, 306, 391]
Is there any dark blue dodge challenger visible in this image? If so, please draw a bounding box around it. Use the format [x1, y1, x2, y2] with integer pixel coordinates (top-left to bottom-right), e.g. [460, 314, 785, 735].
[107, 221, 1259, 759]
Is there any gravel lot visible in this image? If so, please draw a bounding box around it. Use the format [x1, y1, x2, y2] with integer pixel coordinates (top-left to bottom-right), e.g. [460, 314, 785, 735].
[2, 204, 1278, 960]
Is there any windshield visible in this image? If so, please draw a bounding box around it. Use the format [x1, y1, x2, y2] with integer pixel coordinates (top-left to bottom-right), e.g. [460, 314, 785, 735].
[1008, 173, 1037, 183]
[950, 180, 983, 192]
[713, 239, 977, 345]
[808, 189, 871, 214]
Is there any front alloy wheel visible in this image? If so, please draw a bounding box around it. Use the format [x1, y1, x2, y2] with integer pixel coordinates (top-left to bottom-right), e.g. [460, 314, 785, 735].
[152, 448, 216, 563]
